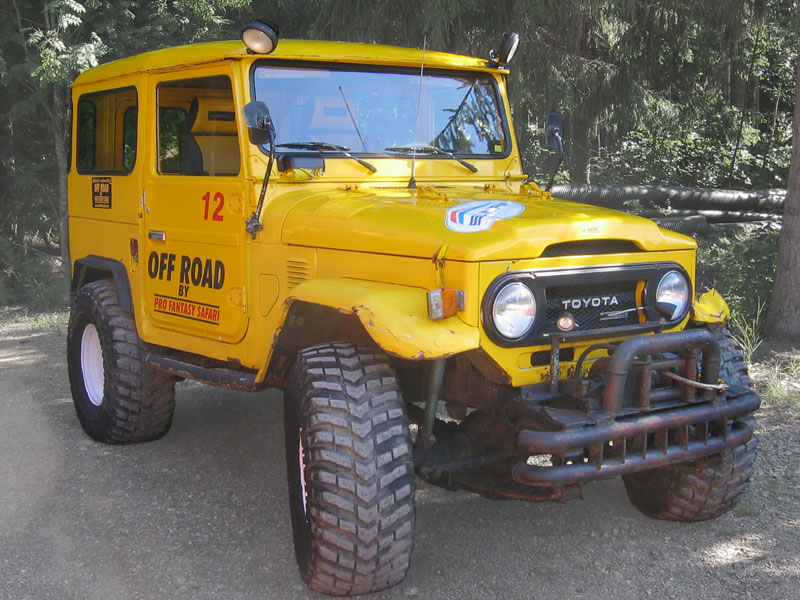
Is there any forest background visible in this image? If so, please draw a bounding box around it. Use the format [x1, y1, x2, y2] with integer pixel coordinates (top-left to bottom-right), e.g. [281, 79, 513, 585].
[1, 0, 798, 332]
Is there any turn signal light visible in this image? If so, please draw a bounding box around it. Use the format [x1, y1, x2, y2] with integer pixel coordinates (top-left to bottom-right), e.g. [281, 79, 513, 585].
[427, 288, 463, 320]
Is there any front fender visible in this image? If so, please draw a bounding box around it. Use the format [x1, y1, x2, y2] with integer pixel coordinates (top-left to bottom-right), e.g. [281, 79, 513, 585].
[691, 288, 731, 324]
[287, 278, 480, 360]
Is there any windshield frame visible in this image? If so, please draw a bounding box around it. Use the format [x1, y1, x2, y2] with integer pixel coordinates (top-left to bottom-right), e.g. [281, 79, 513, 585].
[248, 59, 513, 161]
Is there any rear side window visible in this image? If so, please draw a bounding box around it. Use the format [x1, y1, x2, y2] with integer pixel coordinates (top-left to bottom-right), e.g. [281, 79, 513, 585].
[76, 87, 138, 174]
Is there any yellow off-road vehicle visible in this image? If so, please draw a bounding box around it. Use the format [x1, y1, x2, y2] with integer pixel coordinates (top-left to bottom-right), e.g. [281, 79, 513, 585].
[67, 21, 760, 596]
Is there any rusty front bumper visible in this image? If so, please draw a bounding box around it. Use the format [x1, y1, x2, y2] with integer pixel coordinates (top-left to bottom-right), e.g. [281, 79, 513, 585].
[511, 329, 760, 487]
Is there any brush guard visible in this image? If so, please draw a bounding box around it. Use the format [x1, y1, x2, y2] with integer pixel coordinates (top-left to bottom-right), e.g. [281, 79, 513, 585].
[512, 329, 760, 489]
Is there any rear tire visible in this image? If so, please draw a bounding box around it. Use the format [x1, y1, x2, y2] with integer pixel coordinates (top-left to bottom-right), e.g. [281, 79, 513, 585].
[622, 326, 757, 521]
[284, 343, 415, 596]
[67, 279, 176, 443]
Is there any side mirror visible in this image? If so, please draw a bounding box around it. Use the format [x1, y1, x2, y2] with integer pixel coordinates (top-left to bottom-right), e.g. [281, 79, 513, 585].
[243, 100, 276, 145]
[545, 111, 564, 153]
[489, 32, 520, 67]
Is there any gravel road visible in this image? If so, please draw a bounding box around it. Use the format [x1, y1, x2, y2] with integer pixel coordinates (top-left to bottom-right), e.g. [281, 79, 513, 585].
[1, 317, 798, 600]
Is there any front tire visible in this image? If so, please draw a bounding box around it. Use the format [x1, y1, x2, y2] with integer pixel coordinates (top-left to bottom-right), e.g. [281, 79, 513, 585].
[622, 326, 757, 521]
[67, 279, 176, 443]
[284, 343, 415, 596]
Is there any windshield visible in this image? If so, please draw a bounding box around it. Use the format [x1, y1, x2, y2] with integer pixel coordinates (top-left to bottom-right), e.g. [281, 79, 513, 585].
[252, 64, 508, 156]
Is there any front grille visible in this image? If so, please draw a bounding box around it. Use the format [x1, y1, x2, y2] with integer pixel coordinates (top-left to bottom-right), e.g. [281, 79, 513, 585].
[543, 281, 639, 335]
[482, 262, 690, 348]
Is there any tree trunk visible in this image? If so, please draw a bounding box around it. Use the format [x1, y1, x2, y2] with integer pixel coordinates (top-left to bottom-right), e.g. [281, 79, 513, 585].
[50, 87, 71, 282]
[570, 114, 592, 184]
[764, 49, 800, 341]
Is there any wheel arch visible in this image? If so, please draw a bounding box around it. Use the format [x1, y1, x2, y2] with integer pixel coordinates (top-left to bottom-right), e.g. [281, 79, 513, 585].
[262, 278, 481, 386]
[267, 301, 373, 386]
[71, 256, 134, 315]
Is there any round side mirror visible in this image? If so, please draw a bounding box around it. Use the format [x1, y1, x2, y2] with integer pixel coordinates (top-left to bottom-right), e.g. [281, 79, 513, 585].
[498, 32, 520, 64]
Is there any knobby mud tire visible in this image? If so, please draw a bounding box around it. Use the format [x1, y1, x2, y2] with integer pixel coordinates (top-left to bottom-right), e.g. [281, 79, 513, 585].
[67, 279, 176, 443]
[284, 342, 415, 596]
[623, 325, 757, 521]
[622, 436, 757, 521]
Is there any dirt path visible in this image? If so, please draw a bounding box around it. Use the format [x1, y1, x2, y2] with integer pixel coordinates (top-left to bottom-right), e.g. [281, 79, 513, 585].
[1, 316, 798, 599]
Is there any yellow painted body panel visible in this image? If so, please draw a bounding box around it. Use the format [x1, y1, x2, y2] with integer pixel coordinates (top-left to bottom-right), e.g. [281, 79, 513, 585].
[276, 185, 695, 261]
[68, 36, 714, 387]
[284, 279, 480, 360]
[72, 40, 503, 88]
[692, 289, 731, 324]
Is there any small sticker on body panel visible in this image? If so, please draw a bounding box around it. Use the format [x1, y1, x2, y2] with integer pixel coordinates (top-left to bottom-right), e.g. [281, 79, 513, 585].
[92, 177, 112, 209]
[153, 294, 220, 325]
[445, 200, 524, 233]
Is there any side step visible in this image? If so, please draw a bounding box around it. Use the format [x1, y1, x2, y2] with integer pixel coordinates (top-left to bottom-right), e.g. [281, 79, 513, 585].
[144, 353, 266, 392]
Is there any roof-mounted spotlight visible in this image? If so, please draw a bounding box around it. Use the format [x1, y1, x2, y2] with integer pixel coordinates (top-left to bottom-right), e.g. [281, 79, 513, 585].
[241, 20, 279, 54]
[489, 32, 520, 67]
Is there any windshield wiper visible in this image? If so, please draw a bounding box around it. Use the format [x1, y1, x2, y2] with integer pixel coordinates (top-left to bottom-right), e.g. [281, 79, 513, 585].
[384, 144, 478, 173]
[276, 142, 377, 173]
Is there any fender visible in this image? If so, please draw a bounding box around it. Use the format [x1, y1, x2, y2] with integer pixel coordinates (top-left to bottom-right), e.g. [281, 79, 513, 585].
[284, 278, 480, 361]
[71, 255, 134, 315]
[690, 288, 730, 325]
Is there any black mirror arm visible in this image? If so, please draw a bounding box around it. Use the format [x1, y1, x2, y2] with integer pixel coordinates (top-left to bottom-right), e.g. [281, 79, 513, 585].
[545, 127, 564, 192]
[246, 127, 276, 239]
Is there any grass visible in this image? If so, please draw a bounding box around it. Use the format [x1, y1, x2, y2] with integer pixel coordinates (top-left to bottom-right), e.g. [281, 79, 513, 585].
[730, 301, 765, 366]
[28, 309, 70, 328]
[751, 348, 800, 416]
[0, 306, 69, 329]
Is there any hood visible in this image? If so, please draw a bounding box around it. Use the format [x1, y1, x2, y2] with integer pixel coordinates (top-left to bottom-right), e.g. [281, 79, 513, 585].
[278, 186, 696, 262]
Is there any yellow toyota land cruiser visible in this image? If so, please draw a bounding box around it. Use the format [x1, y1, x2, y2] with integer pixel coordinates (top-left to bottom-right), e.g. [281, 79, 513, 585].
[67, 21, 760, 596]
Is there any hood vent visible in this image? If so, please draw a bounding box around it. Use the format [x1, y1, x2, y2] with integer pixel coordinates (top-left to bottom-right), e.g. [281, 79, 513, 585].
[286, 258, 311, 289]
[541, 240, 640, 258]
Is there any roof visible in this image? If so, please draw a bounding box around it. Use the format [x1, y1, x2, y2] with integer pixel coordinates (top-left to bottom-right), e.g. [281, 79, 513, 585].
[72, 39, 502, 86]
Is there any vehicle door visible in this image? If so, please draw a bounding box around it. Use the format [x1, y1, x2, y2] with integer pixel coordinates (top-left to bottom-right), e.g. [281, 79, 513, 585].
[142, 68, 248, 343]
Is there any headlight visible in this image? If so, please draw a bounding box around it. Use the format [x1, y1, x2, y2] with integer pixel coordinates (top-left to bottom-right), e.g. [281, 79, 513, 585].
[655, 270, 690, 321]
[492, 282, 536, 339]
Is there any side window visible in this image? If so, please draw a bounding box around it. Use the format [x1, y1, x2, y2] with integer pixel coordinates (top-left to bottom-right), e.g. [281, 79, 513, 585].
[123, 106, 138, 172]
[157, 75, 240, 176]
[158, 108, 188, 173]
[76, 87, 138, 174]
[76, 99, 96, 171]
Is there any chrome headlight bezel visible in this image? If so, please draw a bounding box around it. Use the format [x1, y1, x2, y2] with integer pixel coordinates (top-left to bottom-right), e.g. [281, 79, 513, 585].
[655, 269, 691, 322]
[488, 280, 538, 341]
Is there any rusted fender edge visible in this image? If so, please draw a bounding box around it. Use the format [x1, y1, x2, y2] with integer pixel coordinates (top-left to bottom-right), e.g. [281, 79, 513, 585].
[691, 288, 730, 324]
[286, 278, 480, 360]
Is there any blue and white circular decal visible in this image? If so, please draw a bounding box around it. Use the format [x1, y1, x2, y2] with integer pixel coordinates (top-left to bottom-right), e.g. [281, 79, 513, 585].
[445, 200, 525, 233]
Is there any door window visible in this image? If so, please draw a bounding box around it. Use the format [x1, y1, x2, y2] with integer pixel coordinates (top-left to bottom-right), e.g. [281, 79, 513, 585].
[157, 75, 240, 176]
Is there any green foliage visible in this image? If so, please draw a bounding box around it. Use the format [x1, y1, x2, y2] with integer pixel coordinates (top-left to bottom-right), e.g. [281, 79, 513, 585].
[0, 238, 66, 312]
[696, 225, 780, 322]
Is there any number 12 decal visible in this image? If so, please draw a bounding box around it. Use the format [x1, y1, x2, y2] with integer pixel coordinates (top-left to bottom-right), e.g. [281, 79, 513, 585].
[202, 192, 224, 222]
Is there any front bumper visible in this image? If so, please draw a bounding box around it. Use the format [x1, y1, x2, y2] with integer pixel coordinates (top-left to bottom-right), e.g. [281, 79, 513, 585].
[511, 329, 760, 488]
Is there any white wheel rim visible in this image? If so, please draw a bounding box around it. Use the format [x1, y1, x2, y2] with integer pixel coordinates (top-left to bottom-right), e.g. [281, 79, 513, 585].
[298, 429, 308, 514]
[80, 324, 105, 407]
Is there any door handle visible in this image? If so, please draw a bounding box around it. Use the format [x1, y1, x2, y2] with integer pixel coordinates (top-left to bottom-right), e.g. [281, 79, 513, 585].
[148, 230, 166, 241]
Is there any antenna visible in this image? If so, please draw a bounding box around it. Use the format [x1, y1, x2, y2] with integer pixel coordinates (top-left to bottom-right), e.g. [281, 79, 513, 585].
[409, 36, 427, 190]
